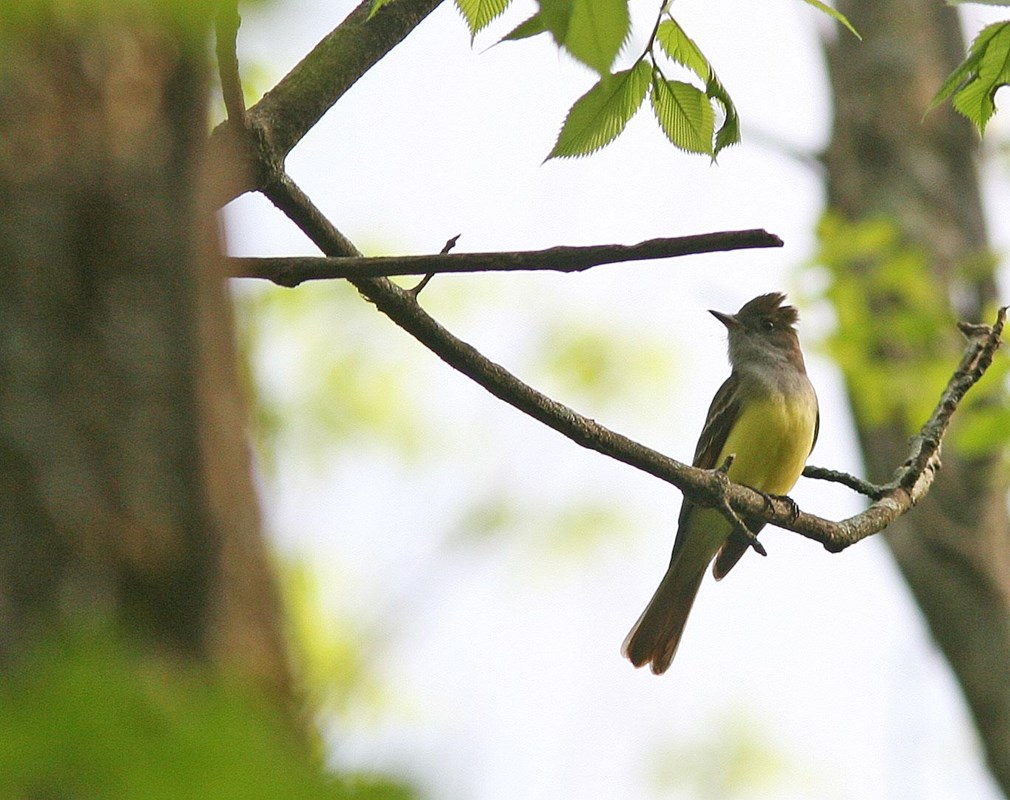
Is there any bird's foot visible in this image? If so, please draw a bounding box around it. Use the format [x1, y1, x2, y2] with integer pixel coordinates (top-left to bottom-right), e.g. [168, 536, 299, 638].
[758, 491, 800, 522]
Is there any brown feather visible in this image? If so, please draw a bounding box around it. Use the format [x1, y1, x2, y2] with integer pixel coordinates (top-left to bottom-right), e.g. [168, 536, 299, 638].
[623, 291, 818, 671]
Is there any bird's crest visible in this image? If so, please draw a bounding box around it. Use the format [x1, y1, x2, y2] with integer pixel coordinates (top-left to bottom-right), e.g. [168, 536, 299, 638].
[737, 292, 799, 329]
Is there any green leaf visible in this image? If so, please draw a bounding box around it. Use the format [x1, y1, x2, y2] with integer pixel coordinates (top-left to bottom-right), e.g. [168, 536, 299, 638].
[931, 43, 985, 111]
[455, 0, 512, 36]
[499, 11, 547, 42]
[538, 0, 630, 74]
[799, 0, 861, 39]
[655, 18, 709, 81]
[547, 60, 651, 159]
[651, 17, 738, 155]
[650, 75, 714, 155]
[931, 22, 1010, 134]
[706, 72, 740, 154]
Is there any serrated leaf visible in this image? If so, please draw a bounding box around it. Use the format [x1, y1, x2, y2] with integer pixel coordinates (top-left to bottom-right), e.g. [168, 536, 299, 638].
[655, 18, 709, 81]
[456, 0, 512, 36]
[706, 72, 740, 154]
[799, 0, 861, 39]
[547, 60, 651, 159]
[538, 0, 630, 74]
[930, 41, 986, 110]
[536, 0, 572, 42]
[931, 21, 1010, 133]
[650, 75, 714, 155]
[651, 17, 738, 155]
[500, 11, 547, 42]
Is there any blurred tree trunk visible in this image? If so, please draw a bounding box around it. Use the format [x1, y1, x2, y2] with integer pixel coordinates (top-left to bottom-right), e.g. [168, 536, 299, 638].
[0, 3, 292, 703]
[823, 1, 1010, 793]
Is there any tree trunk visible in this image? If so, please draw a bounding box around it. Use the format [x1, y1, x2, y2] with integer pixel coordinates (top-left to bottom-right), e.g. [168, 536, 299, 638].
[0, 3, 291, 701]
[823, 1, 1010, 792]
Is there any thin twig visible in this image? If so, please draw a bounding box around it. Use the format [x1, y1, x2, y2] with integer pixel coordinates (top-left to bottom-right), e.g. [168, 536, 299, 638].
[802, 465, 887, 499]
[409, 235, 458, 295]
[255, 166, 1006, 556]
[218, 0, 1005, 555]
[804, 311, 1006, 503]
[215, 0, 246, 124]
[788, 307, 1005, 551]
[229, 230, 785, 286]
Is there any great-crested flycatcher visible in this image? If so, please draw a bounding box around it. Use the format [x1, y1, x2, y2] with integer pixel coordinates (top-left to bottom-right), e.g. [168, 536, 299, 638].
[623, 292, 819, 674]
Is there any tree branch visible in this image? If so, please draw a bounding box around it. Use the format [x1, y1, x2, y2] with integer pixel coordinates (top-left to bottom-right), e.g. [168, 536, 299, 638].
[229, 230, 784, 286]
[801, 465, 886, 499]
[209, 0, 445, 204]
[214, 0, 1004, 559]
[255, 167, 759, 508]
[256, 164, 1006, 557]
[792, 307, 1006, 551]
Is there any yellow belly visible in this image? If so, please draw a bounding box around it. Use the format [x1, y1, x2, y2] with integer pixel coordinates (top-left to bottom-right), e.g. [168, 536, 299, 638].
[718, 394, 817, 495]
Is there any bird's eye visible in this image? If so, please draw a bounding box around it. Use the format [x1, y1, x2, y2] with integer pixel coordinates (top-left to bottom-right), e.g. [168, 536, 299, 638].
[761, 319, 775, 331]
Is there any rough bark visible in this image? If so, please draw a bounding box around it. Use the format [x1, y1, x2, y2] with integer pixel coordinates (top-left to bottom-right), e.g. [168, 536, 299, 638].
[824, 2, 1010, 792]
[0, 4, 291, 701]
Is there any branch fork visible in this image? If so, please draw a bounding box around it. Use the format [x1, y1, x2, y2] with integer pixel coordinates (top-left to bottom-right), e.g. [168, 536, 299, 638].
[211, 0, 1007, 562]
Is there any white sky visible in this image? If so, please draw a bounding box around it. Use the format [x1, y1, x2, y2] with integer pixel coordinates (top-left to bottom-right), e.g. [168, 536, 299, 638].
[225, 1, 1010, 798]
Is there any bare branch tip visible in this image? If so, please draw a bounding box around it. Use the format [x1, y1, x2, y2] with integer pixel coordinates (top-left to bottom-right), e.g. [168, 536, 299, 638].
[802, 464, 885, 498]
[441, 234, 462, 255]
[957, 305, 1008, 342]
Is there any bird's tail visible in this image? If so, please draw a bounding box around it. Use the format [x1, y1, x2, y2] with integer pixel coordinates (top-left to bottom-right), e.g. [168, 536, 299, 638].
[622, 557, 706, 675]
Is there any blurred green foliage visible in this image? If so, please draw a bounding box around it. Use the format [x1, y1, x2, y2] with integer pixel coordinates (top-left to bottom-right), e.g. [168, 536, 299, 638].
[812, 212, 1010, 458]
[235, 271, 672, 547]
[280, 560, 388, 725]
[648, 713, 793, 799]
[0, 0, 224, 40]
[234, 281, 429, 474]
[815, 213, 956, 431]
[535, 319, 674, 409]
[0, 623, 414, 800]
[451, 489, 632, 558]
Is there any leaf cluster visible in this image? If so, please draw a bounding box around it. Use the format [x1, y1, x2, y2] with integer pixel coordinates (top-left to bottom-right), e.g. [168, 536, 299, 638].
[535, 15, 739, 160]
[367, 0, 858, 159]
[516, 7, 735, 159]
[501, 0, 855, 158]
[235, 283, 429, 474]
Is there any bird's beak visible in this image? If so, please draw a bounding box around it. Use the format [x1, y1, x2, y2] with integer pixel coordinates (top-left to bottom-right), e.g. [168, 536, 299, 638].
[709, 309, 738, 328]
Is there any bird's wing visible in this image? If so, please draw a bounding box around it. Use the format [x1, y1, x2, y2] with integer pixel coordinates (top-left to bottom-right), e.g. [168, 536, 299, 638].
[669, 373, 741, 562]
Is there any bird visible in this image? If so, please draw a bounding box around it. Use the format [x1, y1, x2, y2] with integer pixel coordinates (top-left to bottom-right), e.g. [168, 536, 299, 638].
[622, 292, 819, 674]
